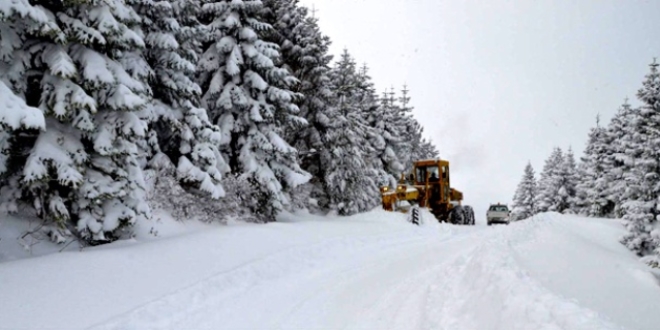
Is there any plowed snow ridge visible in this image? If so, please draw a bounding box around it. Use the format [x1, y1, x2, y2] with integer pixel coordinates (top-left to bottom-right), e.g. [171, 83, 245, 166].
[1, 210, 659, 330]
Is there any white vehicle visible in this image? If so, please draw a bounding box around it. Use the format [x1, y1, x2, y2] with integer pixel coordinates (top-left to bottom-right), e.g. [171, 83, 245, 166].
[487, 203, 511, 225]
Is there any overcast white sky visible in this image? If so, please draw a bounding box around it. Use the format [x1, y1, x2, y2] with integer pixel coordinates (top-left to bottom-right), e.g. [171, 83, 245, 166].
[299, 0, 660, 220]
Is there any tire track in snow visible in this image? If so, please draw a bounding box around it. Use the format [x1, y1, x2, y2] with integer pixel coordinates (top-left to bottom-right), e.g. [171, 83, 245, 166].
[261, 225, 495, 330]
[420, 219, 623, 330]
[339, 247, 471, 330]
[87, 224, 459, 330]
[90, 213, 623, 330]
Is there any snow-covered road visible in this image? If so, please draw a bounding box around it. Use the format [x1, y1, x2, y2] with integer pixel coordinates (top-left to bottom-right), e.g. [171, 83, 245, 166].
[2, 210, 660, 330]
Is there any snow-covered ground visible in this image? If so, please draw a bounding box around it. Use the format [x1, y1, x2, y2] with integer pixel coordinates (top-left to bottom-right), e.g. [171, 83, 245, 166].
[1, 210, 659, 330]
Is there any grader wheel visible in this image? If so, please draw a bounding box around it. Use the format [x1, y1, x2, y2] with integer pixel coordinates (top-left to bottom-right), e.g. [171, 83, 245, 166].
[448, 206, 465, 225]
[463, 205, 475, 225]
[448, 205, 476, 225]
[409, 206, 421, 225]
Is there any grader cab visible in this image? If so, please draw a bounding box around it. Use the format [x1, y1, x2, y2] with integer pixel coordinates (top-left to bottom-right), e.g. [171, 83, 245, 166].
[381, 159, 475, 225]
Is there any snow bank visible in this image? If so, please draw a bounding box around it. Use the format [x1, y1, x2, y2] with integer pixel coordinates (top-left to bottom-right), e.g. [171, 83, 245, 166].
[0, 215, 64, 262]
[512, 213, 660, 330]
[0, 210, 215, 262]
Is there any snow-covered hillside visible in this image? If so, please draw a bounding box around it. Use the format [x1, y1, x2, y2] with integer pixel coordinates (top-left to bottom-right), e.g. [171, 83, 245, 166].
[1, 211, 659, 330]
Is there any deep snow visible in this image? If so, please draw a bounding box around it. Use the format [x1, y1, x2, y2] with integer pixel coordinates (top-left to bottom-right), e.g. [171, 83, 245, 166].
[1, 210, 659, 330]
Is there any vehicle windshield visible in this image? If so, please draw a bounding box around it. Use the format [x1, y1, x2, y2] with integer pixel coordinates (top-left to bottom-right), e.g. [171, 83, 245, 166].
[489, 205, 509, 212]
[415, 165, 440, 183]
[427, 166, 439, 180]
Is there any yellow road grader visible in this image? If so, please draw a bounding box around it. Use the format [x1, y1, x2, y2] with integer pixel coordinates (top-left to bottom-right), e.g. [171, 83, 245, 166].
[380, 158, 475, 225]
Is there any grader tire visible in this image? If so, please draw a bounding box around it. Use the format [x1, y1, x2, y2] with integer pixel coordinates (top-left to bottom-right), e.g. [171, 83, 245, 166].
[448, 205, 466, 225]
[410, 206, 421, 225]
[448, 205, 475, 225]
[463, 205, 475, 225]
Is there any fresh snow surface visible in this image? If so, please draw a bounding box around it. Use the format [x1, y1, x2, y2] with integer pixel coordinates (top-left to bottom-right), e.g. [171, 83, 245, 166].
[1, 210, 659, 330]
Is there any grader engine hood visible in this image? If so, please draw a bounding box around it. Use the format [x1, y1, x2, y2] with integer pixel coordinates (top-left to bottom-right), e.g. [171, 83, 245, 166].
[450, 188, 463, 203]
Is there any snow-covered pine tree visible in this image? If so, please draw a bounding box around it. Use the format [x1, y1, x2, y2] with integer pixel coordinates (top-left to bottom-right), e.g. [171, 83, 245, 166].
[406, 121, 424, 163]
[511, 162, 537, 220]
[603, 100, 639, 219]
[619, 60, 660, 257]
[387, 86, 421, 177]
[0, 0, 65, 94]
[197, 0, 310, 220]
[574, 116, 612, 217]
[398, 91, 440, 162]
[558, 147, 578, 213]
[0, 0, 59, 183]
[0, 1, 67, 241]
[397, 85, 420, 171]
[535, 147, 564, 213]
[260, 0, 336, 210]
[418, 138, 440, 159]
[135, 0, 228, 200]
[323, 50, 380, 215]
[355, 63, 392, 188]
[370, 87, 404, 186]
[0, 0, 155, 243]
[0, 81, 46, 216]
[0, 80, 45, 166]
[392, 85, 441, 171]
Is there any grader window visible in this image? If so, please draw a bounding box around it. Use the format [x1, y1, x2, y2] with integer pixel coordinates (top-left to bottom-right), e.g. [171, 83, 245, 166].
[415, 167, 426, 184]
[427, 166, 439, 182]
[416, 166, 440, 183]
[415, 166, 440, 184]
